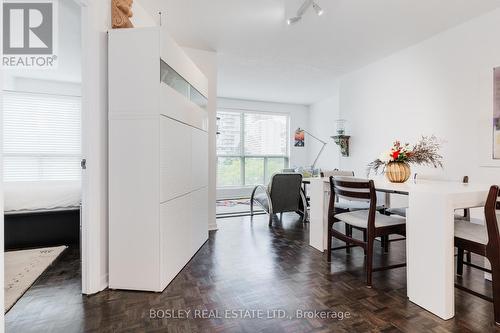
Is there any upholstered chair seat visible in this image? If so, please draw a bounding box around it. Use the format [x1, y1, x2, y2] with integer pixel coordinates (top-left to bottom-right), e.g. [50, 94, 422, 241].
[335, 210, 406, 229]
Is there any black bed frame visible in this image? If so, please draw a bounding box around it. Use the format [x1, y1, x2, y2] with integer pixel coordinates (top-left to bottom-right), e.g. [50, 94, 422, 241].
[4, 209, 80, 250]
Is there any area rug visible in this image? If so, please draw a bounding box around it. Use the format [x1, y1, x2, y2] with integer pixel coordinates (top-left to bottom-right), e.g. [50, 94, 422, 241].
[5, 245, 67, 313]
[216, 198, 264, 217]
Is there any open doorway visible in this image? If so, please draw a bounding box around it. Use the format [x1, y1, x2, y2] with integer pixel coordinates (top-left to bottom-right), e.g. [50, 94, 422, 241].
[2, 0, 84, 316]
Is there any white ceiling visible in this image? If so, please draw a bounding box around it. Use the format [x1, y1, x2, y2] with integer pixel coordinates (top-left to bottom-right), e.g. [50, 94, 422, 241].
[143, 0, 500, 105]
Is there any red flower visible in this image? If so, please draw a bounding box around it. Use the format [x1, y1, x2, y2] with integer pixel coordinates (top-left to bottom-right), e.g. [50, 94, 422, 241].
[392, 150, 400, 160]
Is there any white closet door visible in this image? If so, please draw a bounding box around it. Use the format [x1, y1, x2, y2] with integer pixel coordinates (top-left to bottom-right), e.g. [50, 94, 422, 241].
[191, 128, 209, 190]
[160, 116, 192, 203]
[109, 117, 160, 290]
[191, 187, 209, 253]
[160, 194, 192, 285]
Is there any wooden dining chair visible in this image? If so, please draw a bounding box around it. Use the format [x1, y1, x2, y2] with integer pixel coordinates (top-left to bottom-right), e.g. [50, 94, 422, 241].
[322, 170, 386, 254]
[454, 185, 500, 326]
[327, 177, 407, 287]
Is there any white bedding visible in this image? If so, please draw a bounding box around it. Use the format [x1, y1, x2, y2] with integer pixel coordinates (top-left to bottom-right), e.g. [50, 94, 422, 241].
[4, 181, 81, 213]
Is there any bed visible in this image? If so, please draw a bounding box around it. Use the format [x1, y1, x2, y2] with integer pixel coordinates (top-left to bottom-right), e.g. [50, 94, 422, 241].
[4, 181, 81, 250]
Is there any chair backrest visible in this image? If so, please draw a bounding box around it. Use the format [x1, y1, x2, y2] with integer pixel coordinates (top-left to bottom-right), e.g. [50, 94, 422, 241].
[321, 170, 355, 178]
[268, 173, 303, 213]
[328, 176, 377, 229]
[415, 173, 468, 184]
[484, 185, 500, 251]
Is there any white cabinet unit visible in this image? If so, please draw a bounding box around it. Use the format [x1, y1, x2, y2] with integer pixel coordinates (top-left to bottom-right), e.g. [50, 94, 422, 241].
[108, 27, 209, 292]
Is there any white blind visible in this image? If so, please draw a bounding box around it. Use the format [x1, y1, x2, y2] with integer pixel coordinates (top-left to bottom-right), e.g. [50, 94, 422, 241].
[216, 111, 242, 156]
[3, 91, 81, 181]
[244, 113, 287, 156]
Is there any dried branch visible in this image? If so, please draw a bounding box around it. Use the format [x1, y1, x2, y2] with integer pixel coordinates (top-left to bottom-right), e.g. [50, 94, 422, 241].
[407, 135, 443, 168]
[367, 135, 444, 176]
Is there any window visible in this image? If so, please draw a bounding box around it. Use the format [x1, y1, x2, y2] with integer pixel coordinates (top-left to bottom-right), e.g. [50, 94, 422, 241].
[3, 91, 81, 182]
[217, 110, 289, 187]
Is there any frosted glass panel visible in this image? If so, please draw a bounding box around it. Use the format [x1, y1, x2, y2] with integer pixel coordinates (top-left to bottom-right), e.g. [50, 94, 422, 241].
[160, 59, 189, 98]
[160, 59, 208, 110]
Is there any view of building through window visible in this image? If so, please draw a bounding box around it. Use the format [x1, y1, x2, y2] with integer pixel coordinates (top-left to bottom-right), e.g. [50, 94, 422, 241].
[217, 110, 289, 187]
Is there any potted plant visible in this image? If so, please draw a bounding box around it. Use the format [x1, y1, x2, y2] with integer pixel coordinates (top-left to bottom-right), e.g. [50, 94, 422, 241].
[367, 136, 443, 183]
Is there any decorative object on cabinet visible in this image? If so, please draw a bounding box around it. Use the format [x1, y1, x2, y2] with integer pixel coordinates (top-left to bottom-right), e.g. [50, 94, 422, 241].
[367, 136, 443, 183]
[331, 119, 350, 157]
[112, 0, 134, 29]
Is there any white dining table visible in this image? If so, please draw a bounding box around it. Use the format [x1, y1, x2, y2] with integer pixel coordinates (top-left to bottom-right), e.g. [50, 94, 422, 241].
[307, 177, 490, 320]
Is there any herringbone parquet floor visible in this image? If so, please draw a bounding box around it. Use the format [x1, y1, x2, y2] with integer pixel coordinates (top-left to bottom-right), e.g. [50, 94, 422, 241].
[5, 213, 500, 332]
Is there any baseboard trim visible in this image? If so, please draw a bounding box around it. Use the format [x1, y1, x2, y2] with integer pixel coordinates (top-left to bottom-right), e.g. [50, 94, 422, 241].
[99, 273, 109, 291]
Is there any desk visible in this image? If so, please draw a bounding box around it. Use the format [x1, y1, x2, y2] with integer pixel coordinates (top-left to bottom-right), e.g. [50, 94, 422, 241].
[307, 177, 490, 320]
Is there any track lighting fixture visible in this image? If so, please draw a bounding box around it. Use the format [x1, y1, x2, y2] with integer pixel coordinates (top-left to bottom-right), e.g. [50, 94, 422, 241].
[312, 2, 324, 16]
[287, 16, 302, 25]
[287, 1, 324, 25]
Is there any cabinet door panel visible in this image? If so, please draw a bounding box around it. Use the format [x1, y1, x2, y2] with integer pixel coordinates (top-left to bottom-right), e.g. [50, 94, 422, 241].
[160, 195, 192, 286]
[191, 129, 209, 190]
[109, 118, 160, 291]
[160, 117, 192, 202]
[191, 187, 209, 253]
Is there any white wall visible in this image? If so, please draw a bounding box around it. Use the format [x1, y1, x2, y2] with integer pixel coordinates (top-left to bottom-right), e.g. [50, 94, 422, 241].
[183, 47, 218, 231]
[131, 1, 157, 27]
[336, 8, 500, 189]
[216, 97, 309, 199]
[308, 93, 341, 172]
[0, 3, 5, 326]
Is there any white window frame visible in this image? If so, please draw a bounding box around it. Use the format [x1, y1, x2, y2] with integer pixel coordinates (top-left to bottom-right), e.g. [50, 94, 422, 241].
[216, 108, 290, 188]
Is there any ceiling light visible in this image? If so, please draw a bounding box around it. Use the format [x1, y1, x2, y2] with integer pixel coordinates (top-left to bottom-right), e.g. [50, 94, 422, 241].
[312, 2, 324, 16]
[287, 16, 302, 25]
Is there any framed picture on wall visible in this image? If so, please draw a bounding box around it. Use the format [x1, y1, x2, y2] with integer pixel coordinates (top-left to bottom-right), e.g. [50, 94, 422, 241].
[479, 66, 500, 167]
[494, 67, 500, 159]
[294, 129, 305, 147]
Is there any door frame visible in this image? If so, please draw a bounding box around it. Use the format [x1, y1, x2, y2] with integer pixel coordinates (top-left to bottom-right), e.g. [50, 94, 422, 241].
[78, 0, 110, 294]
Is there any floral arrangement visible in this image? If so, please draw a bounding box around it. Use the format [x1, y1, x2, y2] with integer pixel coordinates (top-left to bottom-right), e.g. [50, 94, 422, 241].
[367, 135, 444, 175]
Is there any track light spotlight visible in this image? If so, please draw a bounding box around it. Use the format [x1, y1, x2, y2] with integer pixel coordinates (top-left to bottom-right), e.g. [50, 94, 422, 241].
[287, 16, 302, 25]
[312, 2, 324, 16]
[286, 1, 324, 25]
